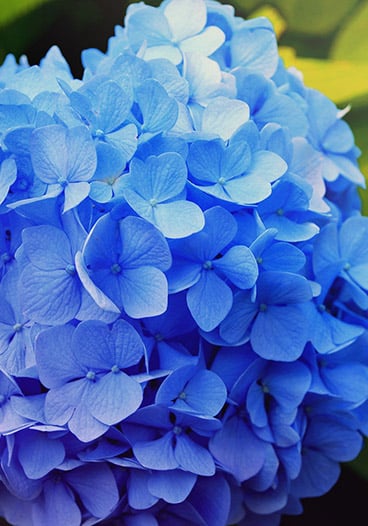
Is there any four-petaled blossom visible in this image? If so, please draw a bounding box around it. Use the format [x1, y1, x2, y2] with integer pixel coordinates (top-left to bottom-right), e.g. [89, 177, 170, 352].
[168, 206, 258, 331]
[30, 124, 97, 212]
[76, 212, 172, 318]
[36, 319, 145, 441]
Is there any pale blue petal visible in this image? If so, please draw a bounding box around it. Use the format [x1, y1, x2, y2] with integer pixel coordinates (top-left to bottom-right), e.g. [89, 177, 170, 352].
[136, 79, 178, 133]
[251, 305, 308, 361]
[231, 26, 278, 77]
[63, 181, 90, 212]
[187, 139, 223, 182]
[64, 126, 97, 182]
[89, 181, 113, 203]
[214, 246, 258, 289]
[0, 158, 17, 204]
[126, 6, 171, 51]
[95, 81, 132, 133]
[128, 152, 187, 202]
[21, 265, 81, 324]
[163, 0, 206, 41]
[44, 382, 81, 425]
[107, 123, 138, 161]
[120, 267, 168, 318]
[21, 225, 71, 269]
[111, 319, 145, 367]
[201, 97, 249, 141]
[75, 252, 121, 314]
[264, 215, 320, 242]
[30, 125, 68, 183]
[180, 26, 225, 56]
[153, 200, 204, 238]
[187, 271, 233, 331]
[120, 216, 172, 270]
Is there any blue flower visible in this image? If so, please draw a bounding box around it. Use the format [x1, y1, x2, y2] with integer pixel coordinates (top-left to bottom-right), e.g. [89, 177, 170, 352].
[76, 212, 172, 318]
[124, 152, 204, 238]
[219, 271, 313, 360]
[36, 319, 145, 441]
[167, 206, 258, 331]
[126, 0, 225, 65]
[30, 124, 97, 212]
[187, 122, 287, 204]
[125, 404, 220, 476]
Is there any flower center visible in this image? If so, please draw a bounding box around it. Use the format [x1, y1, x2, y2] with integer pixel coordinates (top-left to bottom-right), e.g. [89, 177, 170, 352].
[65, 264, 76, 275]
[86, 370, 96, 381]
[173, 425, 182, 435]
[259, 303, 267, 312]
[218, 177, 226, 186]
[111, 263, 122, 274]
[203, 260, 213, 270]
[111, 365, 120, 374]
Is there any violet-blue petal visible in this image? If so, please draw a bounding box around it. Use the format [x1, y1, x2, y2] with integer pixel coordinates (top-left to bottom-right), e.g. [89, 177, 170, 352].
[33, 479, 81, 526]
[36, 324, 79, 387]
[147, 469, 197, 504]
[134, 432, 177, 471]
[87, 371, 143, 425]
[17, 431, 65, 479]
[210, 416, 266, 482]
[66, 463, 119, 518]
[175, 433, 215, 475]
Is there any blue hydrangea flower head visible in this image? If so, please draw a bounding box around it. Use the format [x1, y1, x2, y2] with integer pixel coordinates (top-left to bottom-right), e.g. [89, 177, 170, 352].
[0, 0, 367, 524]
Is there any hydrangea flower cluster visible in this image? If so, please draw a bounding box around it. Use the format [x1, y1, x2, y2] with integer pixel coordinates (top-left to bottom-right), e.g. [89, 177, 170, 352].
[0, 0, 367, 524]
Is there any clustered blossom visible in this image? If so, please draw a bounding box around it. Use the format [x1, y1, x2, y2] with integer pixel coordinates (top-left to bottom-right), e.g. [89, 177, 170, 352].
[0, 0, 367, 524]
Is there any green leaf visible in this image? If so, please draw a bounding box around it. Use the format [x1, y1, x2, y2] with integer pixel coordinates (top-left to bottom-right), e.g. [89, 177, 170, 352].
[276, 0, 360, 36]
[249, 4, 287, 38]
[331, 1, 368, 61]
[279, 47, 368, 106]
[0, 0, 54, 27]
[345, 108, 368, 214]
